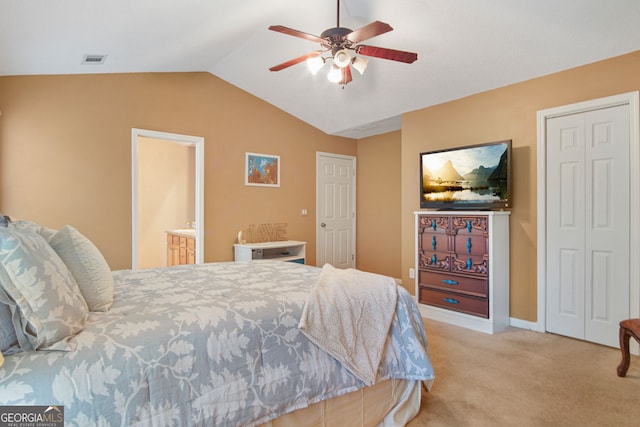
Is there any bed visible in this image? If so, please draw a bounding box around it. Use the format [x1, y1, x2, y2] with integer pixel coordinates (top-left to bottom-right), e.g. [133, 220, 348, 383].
[0, 221, 434, 426]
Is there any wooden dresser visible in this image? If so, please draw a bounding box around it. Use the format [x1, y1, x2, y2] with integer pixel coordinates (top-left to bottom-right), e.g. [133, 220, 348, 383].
[414, 211, 510, 334]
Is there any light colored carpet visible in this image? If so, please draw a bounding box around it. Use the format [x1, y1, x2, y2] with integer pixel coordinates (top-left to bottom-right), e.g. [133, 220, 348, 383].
[407, 319, 640, 427]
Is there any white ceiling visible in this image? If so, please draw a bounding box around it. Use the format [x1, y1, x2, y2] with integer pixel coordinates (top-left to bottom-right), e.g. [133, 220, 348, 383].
[2, 0, 640, 138]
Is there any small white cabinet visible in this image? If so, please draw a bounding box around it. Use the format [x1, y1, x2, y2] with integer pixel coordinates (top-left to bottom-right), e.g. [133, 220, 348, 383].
[234, 241, 306, 264]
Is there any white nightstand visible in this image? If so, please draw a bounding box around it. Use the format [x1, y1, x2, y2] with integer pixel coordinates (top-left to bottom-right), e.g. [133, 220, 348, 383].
[233, 241, 306, 264]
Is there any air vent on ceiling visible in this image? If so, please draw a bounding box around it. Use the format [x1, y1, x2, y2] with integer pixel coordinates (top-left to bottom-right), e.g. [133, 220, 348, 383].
[82, 54, 107, 65]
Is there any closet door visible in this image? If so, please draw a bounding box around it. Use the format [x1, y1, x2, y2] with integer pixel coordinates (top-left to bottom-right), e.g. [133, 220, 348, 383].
[546, 112, 586, 340]
[546, 104, 630, 348]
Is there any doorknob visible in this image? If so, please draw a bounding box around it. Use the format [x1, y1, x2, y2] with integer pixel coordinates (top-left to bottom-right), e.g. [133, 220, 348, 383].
[321, 222, 326, 228]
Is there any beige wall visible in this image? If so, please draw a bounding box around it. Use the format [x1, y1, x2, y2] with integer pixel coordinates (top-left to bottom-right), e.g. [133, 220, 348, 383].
[0, 73, 357, 270]
[356, 131, 401, 279]
[2, 50, 639, 323]
[138, 137, 195, 269]
[401, 50, 640, 322]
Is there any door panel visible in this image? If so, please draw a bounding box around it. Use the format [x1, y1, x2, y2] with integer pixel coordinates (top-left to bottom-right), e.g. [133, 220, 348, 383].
[547, 113, 586, 339]
[317, 153, 355, 268]
[590, 251, 612, 320]
[584, 106, 629, 346]
[558, 248, 580, 316]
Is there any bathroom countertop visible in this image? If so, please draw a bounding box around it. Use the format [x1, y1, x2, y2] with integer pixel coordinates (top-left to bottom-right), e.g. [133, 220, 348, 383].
[166, 228, 196, 237]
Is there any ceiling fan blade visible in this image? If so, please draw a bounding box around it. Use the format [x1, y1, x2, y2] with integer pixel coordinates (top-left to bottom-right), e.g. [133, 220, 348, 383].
[340, 66, 353, 85]
[268, 25, 325, 44]
[355, 45, 418, 64]
[346, 21, 393, 44]
[269, 52, 322, 72]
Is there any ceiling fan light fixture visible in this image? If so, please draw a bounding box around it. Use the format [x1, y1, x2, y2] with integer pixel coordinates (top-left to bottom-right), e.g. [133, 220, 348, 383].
[268, 0, 417, 86]
[333, 49, 351, 68]
[306, 55, 325, 74]
[327, 64, 343, 83]
[351, 56, 369, 75]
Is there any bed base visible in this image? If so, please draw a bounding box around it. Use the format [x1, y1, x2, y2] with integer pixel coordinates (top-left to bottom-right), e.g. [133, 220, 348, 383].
[258, 378, 422, 427]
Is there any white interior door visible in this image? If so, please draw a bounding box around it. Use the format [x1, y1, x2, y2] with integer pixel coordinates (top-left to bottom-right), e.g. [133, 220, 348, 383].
[545, 104, 630, 347]
[316, 152, 356, 269]
[546, 112, 586, 339]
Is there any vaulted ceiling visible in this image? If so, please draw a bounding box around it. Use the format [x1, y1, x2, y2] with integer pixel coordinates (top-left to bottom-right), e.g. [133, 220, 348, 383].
[2, 0, 640, 138]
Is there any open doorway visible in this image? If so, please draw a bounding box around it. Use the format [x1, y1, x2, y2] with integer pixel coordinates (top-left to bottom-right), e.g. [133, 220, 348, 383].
[131, 128, 204, 269]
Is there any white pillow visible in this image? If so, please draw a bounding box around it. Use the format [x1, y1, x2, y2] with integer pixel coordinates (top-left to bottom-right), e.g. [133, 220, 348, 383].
[0, 224, 88, 351]
[49, 225, 113, 312]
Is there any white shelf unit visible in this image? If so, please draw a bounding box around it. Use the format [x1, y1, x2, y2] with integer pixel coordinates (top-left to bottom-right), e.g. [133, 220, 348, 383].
[234, 240, 306, 264]
[414, 211, 510, 334]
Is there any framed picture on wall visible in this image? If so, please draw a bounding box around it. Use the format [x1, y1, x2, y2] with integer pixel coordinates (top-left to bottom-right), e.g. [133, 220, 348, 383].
[245, 152, 280, 187]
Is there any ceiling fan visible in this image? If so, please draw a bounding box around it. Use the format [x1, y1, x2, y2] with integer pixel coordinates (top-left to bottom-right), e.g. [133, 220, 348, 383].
[268, 0, 418, 86]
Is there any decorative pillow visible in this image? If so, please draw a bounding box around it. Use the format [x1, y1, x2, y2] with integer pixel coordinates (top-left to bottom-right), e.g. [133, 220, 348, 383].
[12, 219, 57, 241]
[0, 301, 18, 353]
[11, 219, 42, 232]
[0, 224, 88, 351]
[37, 226, 58, 241]
[49, 225, 113, 312]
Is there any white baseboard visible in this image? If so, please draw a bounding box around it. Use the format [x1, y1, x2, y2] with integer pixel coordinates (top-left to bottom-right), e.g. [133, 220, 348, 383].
[509, 317, 638, 355]
[509, 317, 539, 331]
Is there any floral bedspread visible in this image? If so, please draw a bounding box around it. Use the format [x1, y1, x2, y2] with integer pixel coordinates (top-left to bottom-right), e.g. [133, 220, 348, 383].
[0, 261, 434, 426]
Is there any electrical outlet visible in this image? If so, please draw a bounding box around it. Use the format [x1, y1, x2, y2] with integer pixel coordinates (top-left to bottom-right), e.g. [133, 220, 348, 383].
[409, 268, 415, 279]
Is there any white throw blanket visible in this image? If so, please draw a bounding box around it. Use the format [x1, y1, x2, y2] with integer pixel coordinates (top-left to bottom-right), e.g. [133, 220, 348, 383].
[298, 264, 398, 386]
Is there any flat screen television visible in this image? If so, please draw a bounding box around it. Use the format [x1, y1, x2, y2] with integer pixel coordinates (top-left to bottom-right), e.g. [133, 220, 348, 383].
[420, 140, 511, 210]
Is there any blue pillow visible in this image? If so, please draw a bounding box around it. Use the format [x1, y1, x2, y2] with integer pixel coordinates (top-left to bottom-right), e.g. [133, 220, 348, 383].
[0, 301, 18, 354]
[0, 223, 88, 351]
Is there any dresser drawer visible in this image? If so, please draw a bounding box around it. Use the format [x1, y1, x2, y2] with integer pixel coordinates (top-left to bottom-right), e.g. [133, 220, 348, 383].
[451, 216, 488, 235]
[419, 271, 488, 298]
[417, 251, 451, 271]
[453, 234, 487, 257]
[451, 253, 488, 276]
[417, 215, 449, 233]
[419, 287, 489, 318]
[420, 232, 449, 253]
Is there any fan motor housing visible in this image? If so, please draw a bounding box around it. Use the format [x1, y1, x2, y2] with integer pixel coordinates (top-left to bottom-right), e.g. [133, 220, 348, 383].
[320, 27, 354, 50]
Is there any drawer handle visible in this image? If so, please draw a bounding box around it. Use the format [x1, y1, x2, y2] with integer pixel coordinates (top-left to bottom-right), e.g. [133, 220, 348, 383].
[467, 257, 473, 270]
[442, 279, 458, 285]
[466, 237, 472, 253]
[431, 235, 437, 250]
[466, 220, 472, 232]
[443, 297, 460, 305]
[431, 254, 437, 265]
[432, 221, 437, 231]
